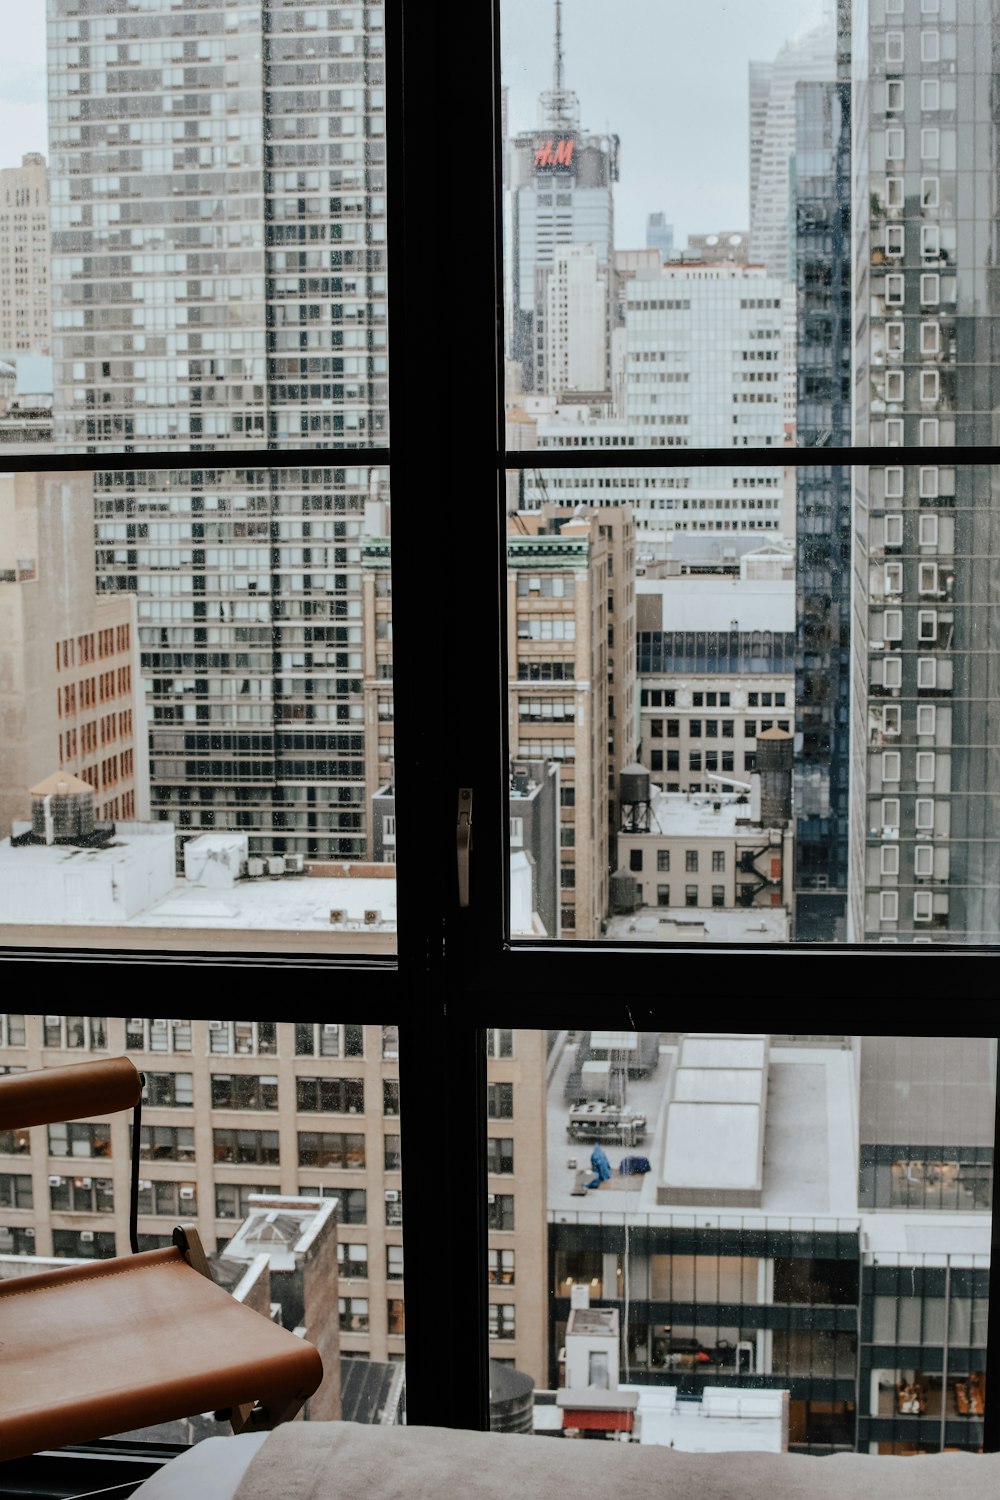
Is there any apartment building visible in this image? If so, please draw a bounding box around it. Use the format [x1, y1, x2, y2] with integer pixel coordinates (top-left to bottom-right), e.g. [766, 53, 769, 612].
[0, 471, 148, 839]
[0, 1016, 548, 1388]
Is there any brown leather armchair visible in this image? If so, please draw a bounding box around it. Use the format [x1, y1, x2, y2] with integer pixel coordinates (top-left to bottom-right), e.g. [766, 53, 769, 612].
[0, 1057, 323, 1463]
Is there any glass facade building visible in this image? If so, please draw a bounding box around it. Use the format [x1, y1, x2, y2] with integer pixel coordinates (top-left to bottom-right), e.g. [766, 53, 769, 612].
[849, 0, 1000, 942]
[793, 81, 852, 941]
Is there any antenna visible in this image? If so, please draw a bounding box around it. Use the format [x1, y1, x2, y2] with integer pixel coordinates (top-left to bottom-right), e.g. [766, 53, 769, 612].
[553, 0, 563, 96]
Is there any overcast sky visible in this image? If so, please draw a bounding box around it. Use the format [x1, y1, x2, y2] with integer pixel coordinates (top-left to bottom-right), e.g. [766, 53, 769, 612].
[501, 0, 828, 248]
[2, 2, 826, 250]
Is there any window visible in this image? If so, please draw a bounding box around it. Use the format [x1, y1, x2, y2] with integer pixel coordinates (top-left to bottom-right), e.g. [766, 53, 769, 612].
[880, 891, 899, 923]
[143, 1073, 194, 1108]
[921, 30, 940, 62]
[383, 1080, 401, 1116]
[685, 850, 698, 873]
[656, 850, 670, 872]
[138, 1125, 195, 1163]
[43, 1016, 108, 1051]
[488, 1304, 516, 1340]
[215, 1182, 268, 1219]
[488, 1083, 513, 1119]
[487, 1028, 513, 1057]
[487, 1194, 514, 1231]
[917, 705, 937, 736]
[387, 1298, 405, 1337]
[0, 1173, 33, 1209]
[886, 80, 903, 112]
[384, 1134, 402, 1171]
[295, 1077, 364, 1114]
[914, 845, 935, 878]
[382, 1024, 400, 1059]
[296, 1131, 363, 1169]
[920, 322, 940, 355]
[711, 851, 725, 872]
[295, 1023, 364, 1058]
[338, 1242, 369, 1279]
[339, 1297, 369, 1333]
[487, 1137, 514, 1174]
[489, 1248, 515, 1285]
[49, 1123, 111, 1159]
[913, 891, 934, 923]
[880, 846, 900, 877]
[386, 1244, 404, 1280]
[211, 1074, 279, 1110]
[915, 799, 936, 830]
[214, 1129, 280, 1166]
[685, 885, 699, 907]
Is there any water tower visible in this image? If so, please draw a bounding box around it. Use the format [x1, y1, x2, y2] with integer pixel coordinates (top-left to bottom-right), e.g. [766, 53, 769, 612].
[619, 763, 652, 833]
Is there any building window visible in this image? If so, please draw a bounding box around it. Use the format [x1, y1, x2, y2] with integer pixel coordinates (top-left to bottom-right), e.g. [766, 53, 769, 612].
[711, 850, 725, 872]
[0, 1015, 26, 1048]
[921, 30, 940, 62]
[386, 1244, 404, 1280]
[205, 1020, 274, 1055]
[487, 1137, 514, 1174]
[143, 1073, 194, 1108]
[385, 1191, 402, 1226]
[685, 850, 698, 872]
[880, 891, 899, 923]
[915, 799, 936, 830]
[382, 1024, 399, 1059]
[487, 1029, 513, 1058]
[0, 1173, 32, 1210]
[487, 1083, 513, 1118]
[211, 1074, 279, 1111]
[337, 1241, 369, 1279]
[138, 1125, 195, 1162]
[215, 1182, 268, 1219]
[49, 1122, 111, 1159]
[488, 1304, 516, 1340]
[685, 885, 699, 908]
[917, 704, 937, 736]
[384, 1134, 402, 1171]
[657, 885, 670, 907]
[339, 1297, 369, 1333]
[489, 1249, 515, 1285]
[295, 1023, 364, 1058]
[214, 1129, 281, 1166]
[880, 846, 900, 877]
[295, 1077, 364, 1114]
[52, 1230, 116, 1260]
[711, 886, 725, 908]
[487, 1194, 514, 1231]
[629, 849, 643, 872]
[387, 1298, 405, 1337]
[916, 752, 936, 783]
[383, 1080, 401, 1116]
[913, 891, 934, 923]
[914, 844, 935, 878]
[295, 1131, 363, 1169]
[43, 1016, 108, 1051]
[881, 752, 901, 783]
[656, 850, 670, 871]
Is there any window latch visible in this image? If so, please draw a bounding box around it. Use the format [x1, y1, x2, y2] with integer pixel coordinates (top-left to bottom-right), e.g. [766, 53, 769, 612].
[456, 787, 473, 907]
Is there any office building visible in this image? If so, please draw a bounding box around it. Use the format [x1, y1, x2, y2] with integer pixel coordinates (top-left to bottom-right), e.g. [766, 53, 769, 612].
[507, 5, 618, 392]
[0, 154, 50, 357]
[539, 245, 610, 398]
[849, 2, 1000, 942]
[544, 1032, 993, 1454]
[792, 80, 852, 942]
[0, 470, 148, 840]
[749, 19, 837, 278]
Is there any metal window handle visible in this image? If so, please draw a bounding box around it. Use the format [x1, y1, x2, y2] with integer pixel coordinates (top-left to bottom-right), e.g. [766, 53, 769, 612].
[456, 788, 473, 907]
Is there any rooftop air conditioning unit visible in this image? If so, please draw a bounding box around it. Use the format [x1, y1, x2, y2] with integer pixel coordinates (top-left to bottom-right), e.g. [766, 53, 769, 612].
[267, 856, 286, 876]
[80, 1231, 95, 1243]
[329, 909, 346, 925]
[247, 857, 265, 877]
[285, 853, 304, 873]
[48, 1175, 63, 1188]
[363, 909, 380, 925]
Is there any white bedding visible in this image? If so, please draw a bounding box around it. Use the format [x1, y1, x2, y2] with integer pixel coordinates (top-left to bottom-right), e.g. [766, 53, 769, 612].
[129, 1422, 1000, 1500]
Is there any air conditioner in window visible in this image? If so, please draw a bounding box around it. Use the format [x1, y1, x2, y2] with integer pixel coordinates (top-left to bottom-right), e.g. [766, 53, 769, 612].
[179, 1186, 195, 1199]
[488, 1194, 496, 1204]
[323, 1024, 339, 1034]
[208, 1020, 225, 1031]
[139, 1180, 152, 1192]
[45, 1015, 61, 1025]
[384, 1190, 399, 1202]
[363, 909, 380, 925]
[48, 1175, 63, 1187]
[329, 909, 346, 925]
[153, 1019, 167, 1027]
[23, 1227, 34, 1238]
[79, 1231, 95, 1242]
[75, 1177, 93, 1190]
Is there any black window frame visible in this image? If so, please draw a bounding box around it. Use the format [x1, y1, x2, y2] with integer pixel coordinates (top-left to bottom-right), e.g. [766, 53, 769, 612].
[1, 4, 1000, 1493]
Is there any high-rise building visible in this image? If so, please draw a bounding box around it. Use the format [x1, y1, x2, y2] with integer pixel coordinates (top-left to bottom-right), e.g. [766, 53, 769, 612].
[749, 21, 837, 279]
[540, 245, 609, 397]
[46, 4, 390, 862]
[849, 1, 1000, 943]
[508, 4, 618, 393]
[792, 80, 852, 942]
[645, 212, 674, 265]
[0, 154, 50, 357]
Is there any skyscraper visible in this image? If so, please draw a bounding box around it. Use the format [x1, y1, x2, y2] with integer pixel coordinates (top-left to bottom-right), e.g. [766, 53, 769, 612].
[0, 154, 50, 357]
[508, 2, 618, 393]
[46, 2, 389, 861]
[849, 0, 1000, 943]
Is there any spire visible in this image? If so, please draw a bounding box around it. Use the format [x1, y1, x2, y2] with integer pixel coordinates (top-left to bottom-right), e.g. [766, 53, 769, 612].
[539, 0, 580, 132]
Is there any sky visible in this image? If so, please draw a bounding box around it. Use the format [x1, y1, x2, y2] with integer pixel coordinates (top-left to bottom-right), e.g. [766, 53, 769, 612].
[501, 0, 829, 249]
[1, 2, 827, 249]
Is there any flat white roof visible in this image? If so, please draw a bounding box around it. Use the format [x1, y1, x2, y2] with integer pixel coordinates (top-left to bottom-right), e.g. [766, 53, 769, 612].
[603, 906, 789, 943]
[663, 1102, 763, 1190]
[591, 1032, 639, 1051]
[681, 1036, 768, 1070]
[674, 1068, 763, 1104]
[637, 575, 794, 633]
[134, 875, 396, 930]
[645, 793, 758, 838]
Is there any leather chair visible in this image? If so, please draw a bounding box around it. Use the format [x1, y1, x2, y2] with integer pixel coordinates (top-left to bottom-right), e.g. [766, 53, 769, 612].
[0, 1057, 324, 1463]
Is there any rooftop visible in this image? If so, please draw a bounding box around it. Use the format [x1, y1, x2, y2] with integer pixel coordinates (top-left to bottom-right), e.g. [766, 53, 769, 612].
[604, 907, 789, 943]
[623, 791, 775, 840]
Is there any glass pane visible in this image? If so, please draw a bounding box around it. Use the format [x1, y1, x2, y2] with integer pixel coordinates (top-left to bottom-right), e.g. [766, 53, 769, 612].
[0, 4, 388, 454]
[486, 1030, 993, 1454]
[0, 1016, 405, 1433]
[0, 467, 396, 953]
